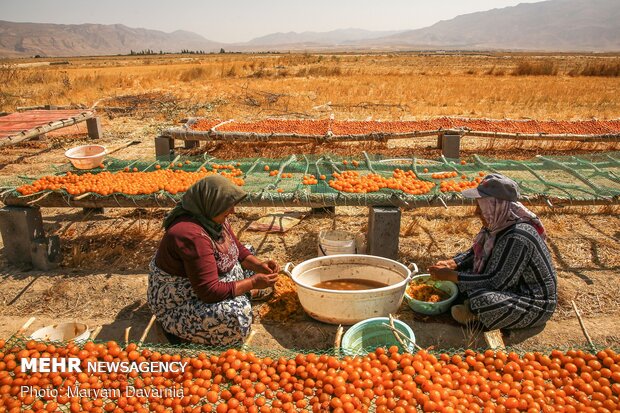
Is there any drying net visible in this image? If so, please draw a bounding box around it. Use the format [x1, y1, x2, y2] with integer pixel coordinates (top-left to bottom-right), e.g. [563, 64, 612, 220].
[2, 153, 619, 207]
[185, 117, 620, 138]
[2, 334, 618, 413]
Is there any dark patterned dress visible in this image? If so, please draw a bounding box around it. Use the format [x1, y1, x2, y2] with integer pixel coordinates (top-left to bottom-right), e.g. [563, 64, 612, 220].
[454, 223, 557, 330]
[147, 226, 255, 346]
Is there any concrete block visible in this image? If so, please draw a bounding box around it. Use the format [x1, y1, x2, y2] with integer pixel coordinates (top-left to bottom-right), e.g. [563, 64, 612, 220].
[0, 207, 45, 266]
[441, 134, 461, 159]
[82, 207, 105, 215]
[311, 206, 335, 215]
[86, 117, 102, 139]
[155, 136, 175, 159]
[30, 236, 61, 271]
[184, 140, 199, 149]
[367, 206, 401, 260]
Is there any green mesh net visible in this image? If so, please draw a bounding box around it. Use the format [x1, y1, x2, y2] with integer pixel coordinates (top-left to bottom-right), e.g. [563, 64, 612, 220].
[3, 334, 618, 413]
[1, 152, 619, 207]
[4, 334, 616, 361]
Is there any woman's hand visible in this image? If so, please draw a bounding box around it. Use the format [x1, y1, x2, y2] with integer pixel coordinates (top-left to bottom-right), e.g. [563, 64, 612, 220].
[252, 272, 279, 290]
[433, 259, 457, 270]
[428, 266, 458, 283]
[258, 260, 280, 275]
[234, 271, 278, 296]
[241, 255, 280, 275]
[236, 256, 280, 295]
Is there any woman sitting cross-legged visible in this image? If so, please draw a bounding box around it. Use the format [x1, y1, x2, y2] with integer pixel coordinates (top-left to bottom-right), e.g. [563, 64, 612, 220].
[148, 175, 279, 345]
[429, 174, 557, 330]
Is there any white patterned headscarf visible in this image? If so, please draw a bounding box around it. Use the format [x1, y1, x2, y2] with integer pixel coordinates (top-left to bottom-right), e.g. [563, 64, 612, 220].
[472, 197, 546, 273]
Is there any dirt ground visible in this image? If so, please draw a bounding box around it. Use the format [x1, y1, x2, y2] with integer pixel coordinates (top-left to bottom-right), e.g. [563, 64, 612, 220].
[0, 113, 619, 353]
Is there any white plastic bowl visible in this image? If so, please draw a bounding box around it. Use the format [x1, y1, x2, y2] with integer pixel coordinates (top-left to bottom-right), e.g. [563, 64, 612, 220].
[64, 144, 107, 169]
[284, 254, 417, 325]
[30, 322, 90, 342]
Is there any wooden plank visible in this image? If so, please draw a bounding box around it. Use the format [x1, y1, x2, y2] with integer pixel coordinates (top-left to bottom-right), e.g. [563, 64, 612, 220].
[166, 126, 620, 144]
[461, 130, 620, 143]
[17, 105, 79, 111]
[163, 127, 440, 143]
[1, 190, 617, 209]
[0, 112, 86, 117]
[0, 112, 95, 147]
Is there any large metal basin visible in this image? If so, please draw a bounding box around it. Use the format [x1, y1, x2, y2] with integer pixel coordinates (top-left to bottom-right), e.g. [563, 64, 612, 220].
[284, 254, 417, 325]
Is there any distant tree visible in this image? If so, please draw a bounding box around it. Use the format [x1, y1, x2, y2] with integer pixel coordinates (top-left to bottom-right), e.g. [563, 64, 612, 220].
[220, 48, 226, 54]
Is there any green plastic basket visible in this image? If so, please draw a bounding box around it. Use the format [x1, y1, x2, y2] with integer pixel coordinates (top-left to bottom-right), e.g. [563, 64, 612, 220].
[341, 317, 416, 356]
[405, 274, 458, 315]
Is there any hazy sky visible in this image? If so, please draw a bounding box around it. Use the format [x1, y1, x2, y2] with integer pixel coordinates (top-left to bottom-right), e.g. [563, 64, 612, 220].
[1, 0, 544, 43]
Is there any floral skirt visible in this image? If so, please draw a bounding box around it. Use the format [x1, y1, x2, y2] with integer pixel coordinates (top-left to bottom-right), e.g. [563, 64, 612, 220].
[147, 258, 253, 346]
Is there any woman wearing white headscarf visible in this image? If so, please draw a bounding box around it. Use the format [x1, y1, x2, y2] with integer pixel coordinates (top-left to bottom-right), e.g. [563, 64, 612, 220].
[429, 174, 557, 330]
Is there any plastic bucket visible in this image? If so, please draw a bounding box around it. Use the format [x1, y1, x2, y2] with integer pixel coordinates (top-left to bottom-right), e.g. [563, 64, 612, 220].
[318, 230, 356, 256]
[405, 274, 459, 315]
[30, 322, 90, 342]
[342, 317, 416, 356]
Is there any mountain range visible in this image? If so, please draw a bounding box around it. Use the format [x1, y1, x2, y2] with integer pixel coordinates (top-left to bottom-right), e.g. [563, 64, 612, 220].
[246, 29, 404, 46]
[0, 21, 220, 57]
[379, 0, 620, 51]
[0, 0, 618, 57]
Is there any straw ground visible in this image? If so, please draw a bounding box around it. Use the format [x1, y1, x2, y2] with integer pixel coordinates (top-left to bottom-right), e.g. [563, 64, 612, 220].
[0, 52, 619, 350]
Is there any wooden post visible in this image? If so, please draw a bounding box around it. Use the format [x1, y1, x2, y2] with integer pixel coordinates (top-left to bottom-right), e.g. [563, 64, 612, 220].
[15, 317, 37, 337]
[139, 315, 157, 344]
[90, 326, 103, 340]
[334, 325, 344, 357]
[86, 117, 102, 139]
[571, 300, 595, 350]
[124, 326, 132, 347]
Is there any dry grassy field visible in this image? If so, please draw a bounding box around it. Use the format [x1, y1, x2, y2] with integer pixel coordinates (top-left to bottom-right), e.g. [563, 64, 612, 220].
[0, 52, 619, 350]
[2, 52, 619, 120]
